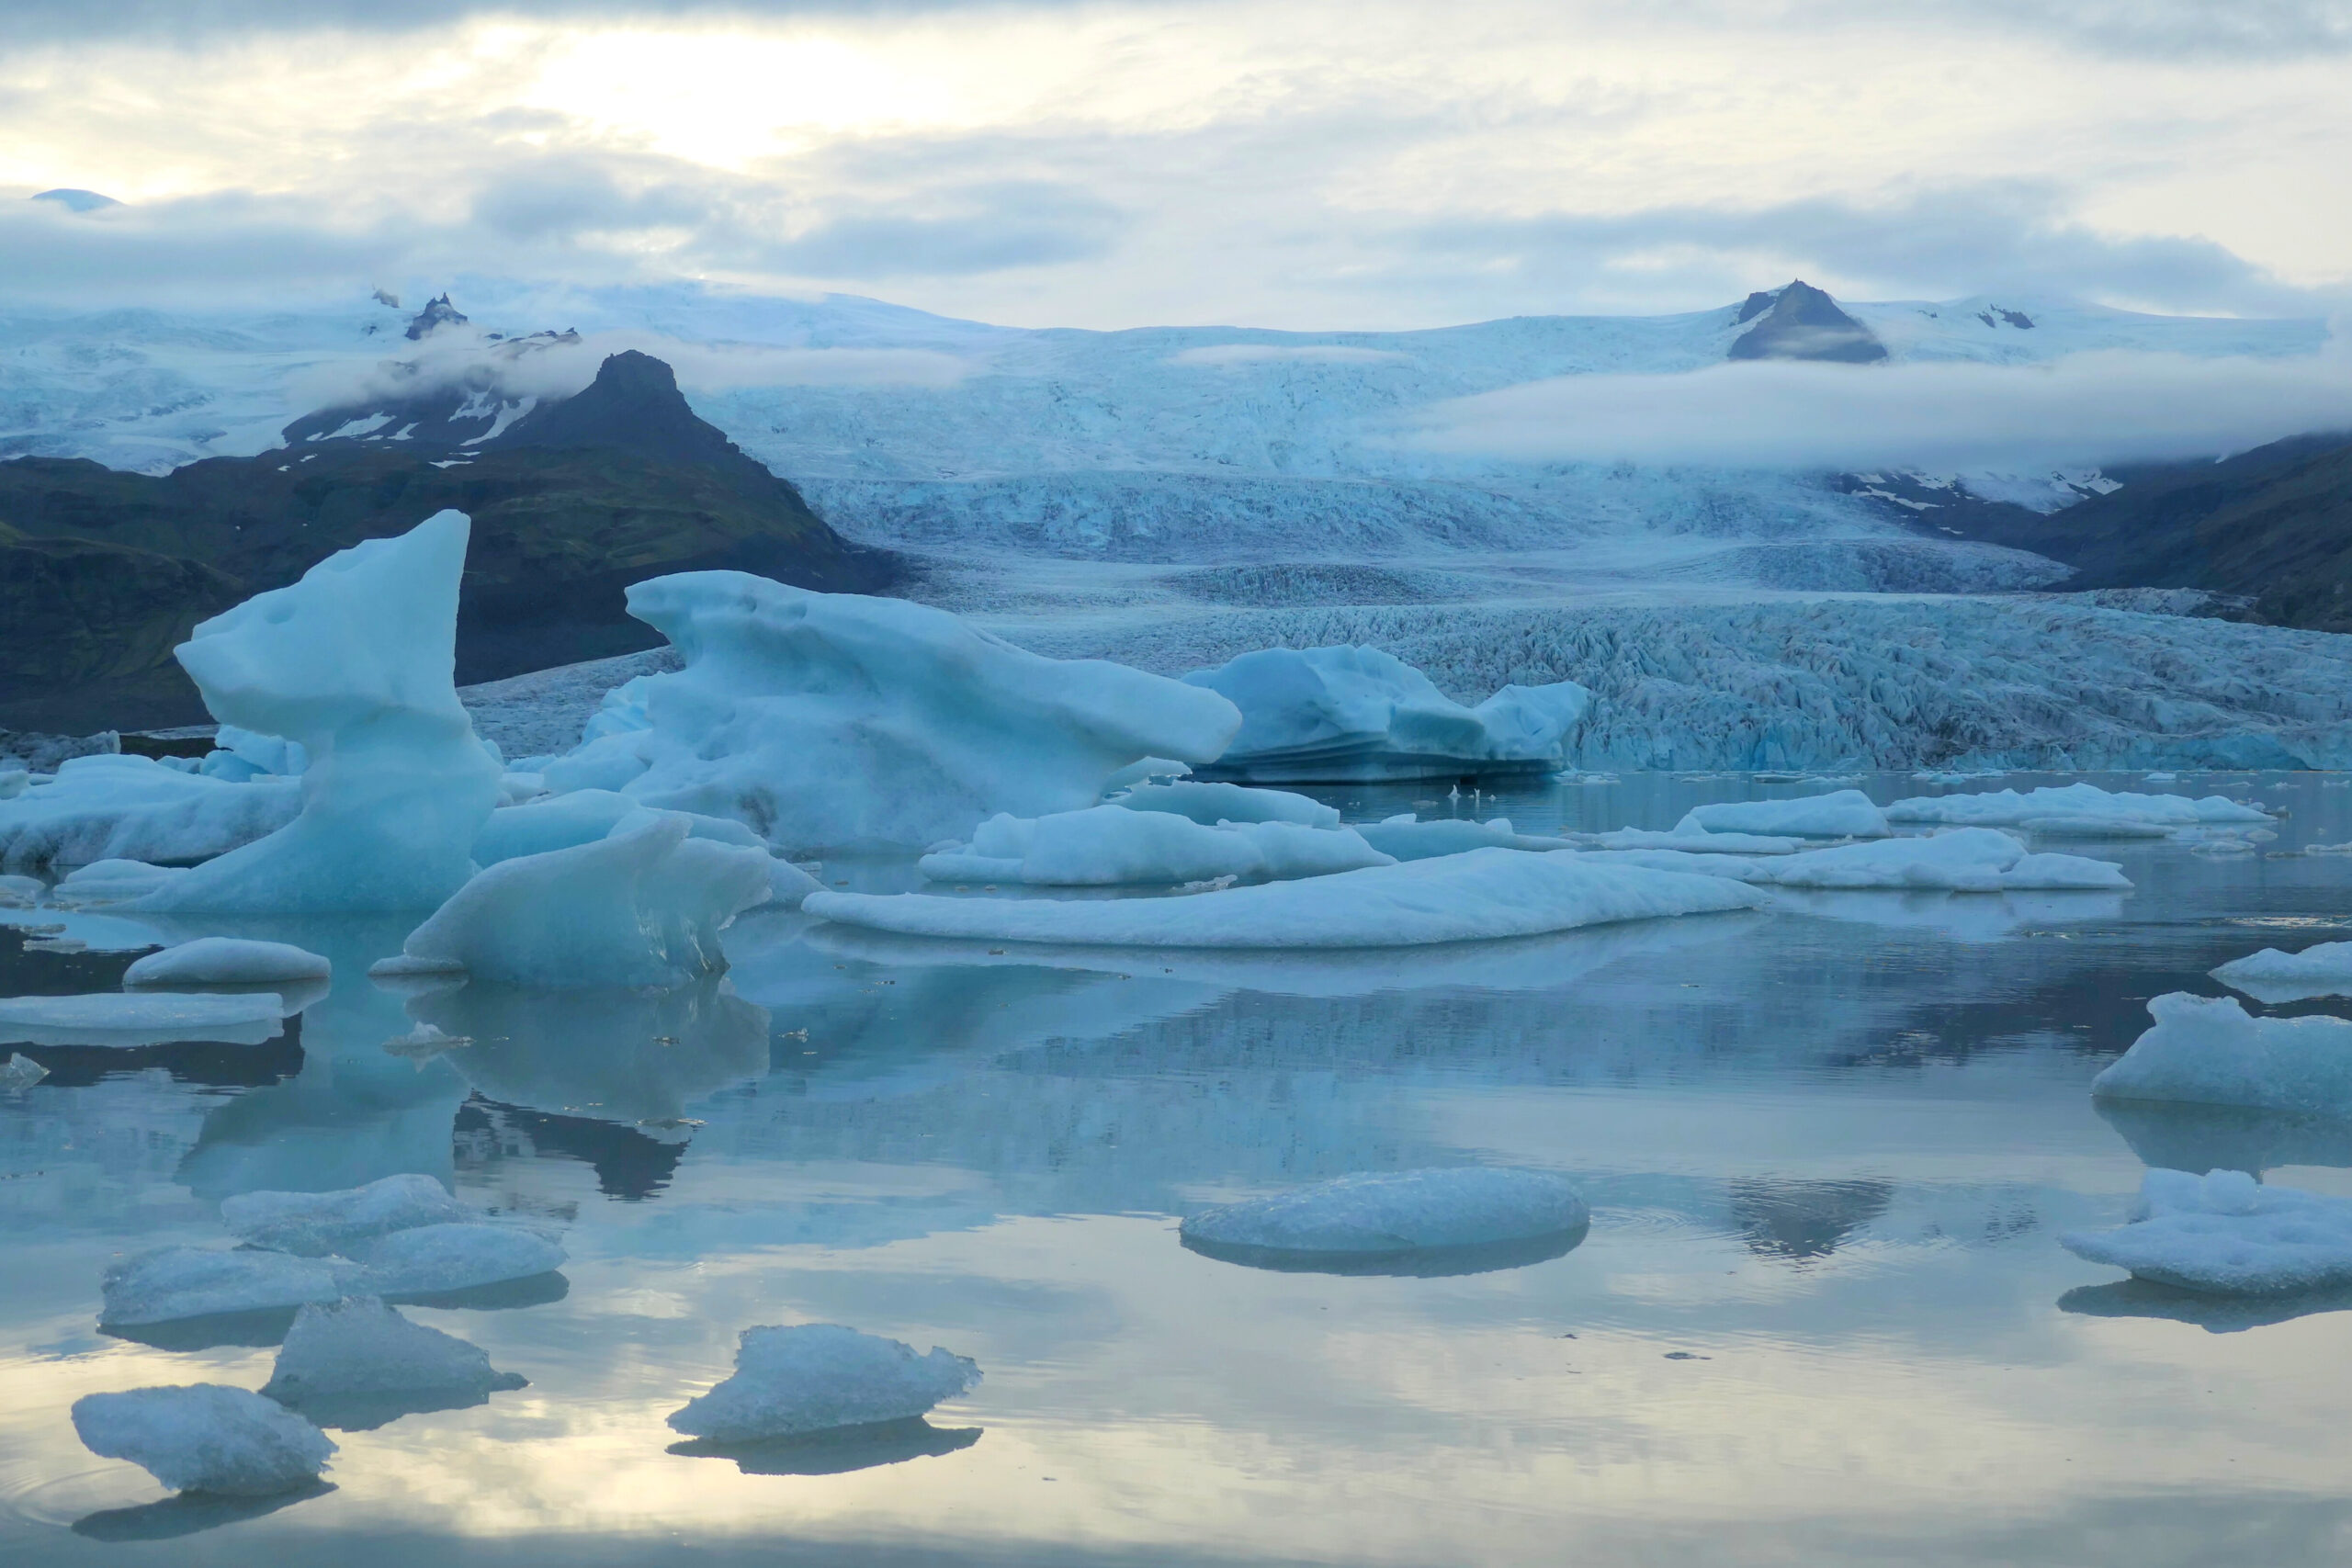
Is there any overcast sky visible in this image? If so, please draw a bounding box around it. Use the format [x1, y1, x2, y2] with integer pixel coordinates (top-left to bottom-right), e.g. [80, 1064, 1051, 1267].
[3, 0, 2347, 329]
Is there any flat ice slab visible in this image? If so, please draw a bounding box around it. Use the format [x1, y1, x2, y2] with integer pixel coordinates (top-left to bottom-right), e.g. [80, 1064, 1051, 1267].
[2212, 942, 2352, 1004]
[222, 1173, 478, 1257]
[667, 1324, 981, 1441]
[1676, 789, 1890, 839]
[263, 1297, 526, 1422]
[1353, 815, 1576, 861]
[1886, 783, 2271, 828]
[124, 938, 332, 987]
[73, 1384, 335, 1496]
[1181, 1168, 1589, 1262]
[2062, 1168, 2352, 1295]
[807, 847, 1762, 948]
[2093, 993, 2352, 1115]
[101, 1247, 350, 1327]
[1747, 828, 2131, 892]
[0, 991, 283, 1047]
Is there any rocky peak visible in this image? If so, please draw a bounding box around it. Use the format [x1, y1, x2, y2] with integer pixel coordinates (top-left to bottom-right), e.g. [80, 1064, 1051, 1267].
[405, 293, 470, 341]
[1727, 280, 1888, 364]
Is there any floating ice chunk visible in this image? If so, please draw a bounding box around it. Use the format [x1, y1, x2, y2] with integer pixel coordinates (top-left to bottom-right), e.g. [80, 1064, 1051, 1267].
[51, 857, 187, 908]
[2017, 814, 2177, 839]
[221, 1173, 477, 1257]
[1108, 779, 1339, 829]
[0, 755, 300, 876]
[920, 804, 1392, 886]
[472, 788, 763, 865]
[2212, 942, 2352, 1003]
[345, 1222, 567, 1296]
[101, 1247, 350, 1326]
[262, 1297, 526, 1421]
[1181, 1168, 1589, 1264]
[1886, 784, 2270, 828]
[0, 873, 41, 907]
[1576, 828, 1802, 855]
[73, 1385, 335, 1496]
[125, 938, 332, 987]
[541, 572, 1240, 852]
[1353, 815, 1576, 861]
[1182, 645, 1589, 783]
[666, 1324, 980, 1441]
[2062, 1168, 2352, 1295]
[2095, 993, 2352, 1113]
[386, 813, 773, 987]
[1675, 789, 1890, 840]
[3, 1051, 49, 1088]
[1747, 829, 2131, 892]
[0, 991, 282, 1047]
[1569, 848, 1760, 880]
[135, 512, 503, 913]
[808, 847, 1760, 949]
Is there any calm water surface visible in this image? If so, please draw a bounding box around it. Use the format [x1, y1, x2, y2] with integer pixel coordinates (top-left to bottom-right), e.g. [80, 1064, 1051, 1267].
[4, 771, 2350, 1566]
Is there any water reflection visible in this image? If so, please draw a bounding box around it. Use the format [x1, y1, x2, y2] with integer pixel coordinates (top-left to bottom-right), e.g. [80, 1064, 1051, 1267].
[70, 1481, 335, 1542]
[1727, 1179, 1895, 1262]
[2058, 1278, 2352, 1334]
[667, 1418, 983, 1476]
[2096, 1100, 2352, 1177]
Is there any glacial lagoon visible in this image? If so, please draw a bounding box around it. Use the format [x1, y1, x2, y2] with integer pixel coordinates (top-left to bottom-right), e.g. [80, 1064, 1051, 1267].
[6, 770, 2352, 1566]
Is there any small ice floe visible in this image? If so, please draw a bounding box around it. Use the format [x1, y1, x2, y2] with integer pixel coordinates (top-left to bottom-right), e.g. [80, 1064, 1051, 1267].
[667, 1324, 981, 1442]
[0, 873, 42, 907]
[2143, 772, 2179, 784]
[381, 1022, 471, 1064]
[920, 803, 1393, 886]
[73, 1385, 334, 1496]
[262, 1297, 526, 1427]
[1181, 1168, 1589, 1275]
[1886, 783, 2269, 829]
[2062, 1168, 2352, 1295]
[803, 848, 1761, 949]
[1746, 829, 2130, 893]
[123, 938, 331, 987]
[0, 991, 282, 1047]
[2304, 841, 2352, 856]
[2093, 993, 2352, 1114]
[101, 1247, 350, 1329]
[1675, 789, 1890, 840]
[1575, 828, 1802, 856]
[1108, 780, 1339, 829]
[2212, 942, 2352, 1004]
[2017, 815, 2177, 840]
[343, 1222, 567, 1297]
[1, 1051, 46, 1089]
[2189, 837, 2257, 856]
[222, 1172, 477, 1257]
[1352, 815, 1575, 862]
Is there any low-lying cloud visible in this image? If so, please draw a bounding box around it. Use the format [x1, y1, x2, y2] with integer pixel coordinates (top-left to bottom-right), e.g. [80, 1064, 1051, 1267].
[1405, 345, 2352, 470]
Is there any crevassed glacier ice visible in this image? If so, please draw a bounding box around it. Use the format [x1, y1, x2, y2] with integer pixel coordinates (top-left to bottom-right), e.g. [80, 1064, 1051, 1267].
[123, 938, 332, 987]
[919, 804, 1393, 886]
[344, 1222, 567, 1296]
[1181, 1168, 1589, 1260]
[73, 1385, 335, 1496]
[221, 1173, 477, 1257]
[540, 572, 1241, 852]
[101, 1247, 351, 1327]
[666, 1324, 981, 1441]
[1354, 814, 1577, 861]
[2093, 993, 2352, 1114]
[1886, 783, 2270, 828]
[0, 755, 300, 875]
[1107, 779, 1339, 829]
[2211, 942, 2352, 1004]
[0, 992, 284, 1047]
[806, 847, 1761, 948]
[1182, 645, 1589, 783]
[383, 811, 775, 987]
[1676, 789, 1889, 839]
[2062, 1168, 2352, 1295]
[1747, 829, 2131, 892]
[133, 512, 503, 913]
[262, 1297, 526, 1422]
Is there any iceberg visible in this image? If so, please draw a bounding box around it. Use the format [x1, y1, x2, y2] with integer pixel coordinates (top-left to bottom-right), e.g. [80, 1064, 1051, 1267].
[221, 1173, 477, 1257]
[0, 755, 299, 875]
[344, 1222, 567, 1296]
[133, 512, 503, 913]
[471, 787, 764, 865]
[2, 1051, 48, 1089]
[2062, 1168, 2352, 1295]
[667, 1324, 981, 1441]
[1675, 789, 1890, 839]
[1575, 828, 1802, 855]
[1107, 779, 1339, 829]
[805, 847, 1762, 948]
[2211, 942, 2352, 1004]
[262, 1297, 526, 1427]
[382, 812, 774, 987]
[124, 938, 332, 987]
[1885, 783, 2270, 829]
[1180, 1168, 1589, 1269]
[539, 572, 1240, 852]
[0, 991, 283, 1047]
[101, 1247, 349, 1327]
[2093, 993, 2352, 1114]
[1182, 645, 1589, 783]
[73, 1385, 335, 1496]
[1353, 814, 1576, 861]
[1746, 829, 2131, 892]
[918, 804, 1393, 886]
